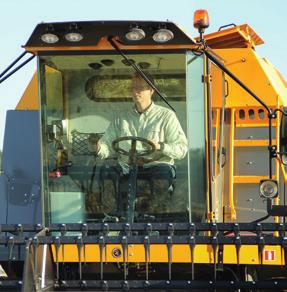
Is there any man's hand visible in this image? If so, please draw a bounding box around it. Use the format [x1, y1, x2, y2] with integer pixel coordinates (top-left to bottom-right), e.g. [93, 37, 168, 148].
[150, 139, 161, 150]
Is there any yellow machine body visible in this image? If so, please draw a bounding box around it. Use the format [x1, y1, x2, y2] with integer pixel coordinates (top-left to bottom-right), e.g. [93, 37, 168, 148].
[11, 23, 287, 269]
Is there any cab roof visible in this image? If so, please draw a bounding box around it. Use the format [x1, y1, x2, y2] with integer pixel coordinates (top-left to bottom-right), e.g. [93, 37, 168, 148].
[24, 20, 196, 51]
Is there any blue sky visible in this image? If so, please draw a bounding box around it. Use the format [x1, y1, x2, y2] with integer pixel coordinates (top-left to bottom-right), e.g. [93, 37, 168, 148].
[1, 0, 287, 149]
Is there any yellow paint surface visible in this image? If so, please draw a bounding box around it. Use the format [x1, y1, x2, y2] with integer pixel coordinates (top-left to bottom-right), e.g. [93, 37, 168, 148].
[51, 244, 284, 266]
[16, 72, 39, 110]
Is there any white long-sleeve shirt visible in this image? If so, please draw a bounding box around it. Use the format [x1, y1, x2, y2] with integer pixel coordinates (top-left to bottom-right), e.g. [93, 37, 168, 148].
[97, 103, 188, 170]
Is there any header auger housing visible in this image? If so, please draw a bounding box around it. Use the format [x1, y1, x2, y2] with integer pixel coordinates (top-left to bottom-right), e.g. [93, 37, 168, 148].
[1, 10, 287, 291]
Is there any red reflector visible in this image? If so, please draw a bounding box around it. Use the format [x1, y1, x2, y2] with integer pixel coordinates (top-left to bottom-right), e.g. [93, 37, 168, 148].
[49, 170, 62, 178]
[264, 250, 276, 261]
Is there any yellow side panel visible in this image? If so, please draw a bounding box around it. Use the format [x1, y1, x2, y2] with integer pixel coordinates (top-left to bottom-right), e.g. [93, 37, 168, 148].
[16, 72, 39, 110]
[210, 63, 224, 108]
[259, 57, 287, 106]
[234, 139, 276, 147]
[213, 48, 287, 108]
[223, 245, 282, 265]
[51, 244, 284, 265]
[233, 175, 274, 183]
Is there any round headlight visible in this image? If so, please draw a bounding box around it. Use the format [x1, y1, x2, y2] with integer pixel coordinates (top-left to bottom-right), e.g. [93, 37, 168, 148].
[259, 180, 278, 199]
[65, 32, 83, 42]
[152, 29, 174, 43]
[41, 33, 59, 44]
[125, 28, 146, 41]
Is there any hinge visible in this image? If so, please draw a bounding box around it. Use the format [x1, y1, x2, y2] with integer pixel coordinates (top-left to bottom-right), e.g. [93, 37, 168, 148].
[202, 74, 212, 83]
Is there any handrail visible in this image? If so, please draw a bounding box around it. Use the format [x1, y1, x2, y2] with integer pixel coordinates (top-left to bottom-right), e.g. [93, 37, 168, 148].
[228, 109, 237, 220]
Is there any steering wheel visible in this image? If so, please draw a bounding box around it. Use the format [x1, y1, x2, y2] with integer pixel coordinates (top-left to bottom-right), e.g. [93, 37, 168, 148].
[112, 136, 156, 164]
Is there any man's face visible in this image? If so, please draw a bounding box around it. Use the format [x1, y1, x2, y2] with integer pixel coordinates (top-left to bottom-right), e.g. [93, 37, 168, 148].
[131, 77, 154, 104]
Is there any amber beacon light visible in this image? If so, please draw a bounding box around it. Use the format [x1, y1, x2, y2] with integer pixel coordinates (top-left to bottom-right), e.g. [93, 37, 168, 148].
[193, 9, 209, 32]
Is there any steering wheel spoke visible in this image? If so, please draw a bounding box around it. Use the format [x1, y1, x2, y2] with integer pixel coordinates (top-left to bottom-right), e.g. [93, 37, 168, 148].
[131, 139, 137, 153]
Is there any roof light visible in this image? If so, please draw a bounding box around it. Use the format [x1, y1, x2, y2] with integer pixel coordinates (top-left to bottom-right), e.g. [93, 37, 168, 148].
[193, 9, 209, 31]
[152, 29, 174, 43]
[259, 180, 278, 199]
[40, 33, 59, 44]
[125, 27, 146, 41]
[40, 24, 59, 44]
[65, 32, 83, 42]
[65, 23, 83, 42]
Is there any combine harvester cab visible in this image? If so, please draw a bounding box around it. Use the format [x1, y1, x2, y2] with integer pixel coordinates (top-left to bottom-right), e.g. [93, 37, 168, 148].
[0, 10, 287, 291]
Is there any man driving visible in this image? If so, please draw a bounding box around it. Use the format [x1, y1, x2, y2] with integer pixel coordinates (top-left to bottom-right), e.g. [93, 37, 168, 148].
[90, 72, 188, 214]
[92, 73, 187, 164]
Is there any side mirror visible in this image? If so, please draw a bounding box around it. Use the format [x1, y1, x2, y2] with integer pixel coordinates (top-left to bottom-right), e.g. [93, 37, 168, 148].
[280, 113, 287, 164]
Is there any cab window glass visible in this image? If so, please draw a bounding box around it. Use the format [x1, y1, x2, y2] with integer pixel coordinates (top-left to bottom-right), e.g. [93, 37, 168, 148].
[39, 53, 203, 224]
